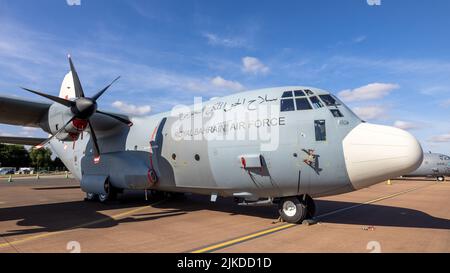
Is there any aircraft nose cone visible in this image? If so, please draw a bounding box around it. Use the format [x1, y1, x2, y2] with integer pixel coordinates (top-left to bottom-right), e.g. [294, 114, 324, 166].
[343, 123, 423, 190]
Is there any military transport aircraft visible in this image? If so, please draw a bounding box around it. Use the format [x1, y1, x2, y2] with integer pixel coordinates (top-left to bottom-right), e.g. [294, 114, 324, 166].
[404, 152, 450, 182]
[0, 56, 423, 223]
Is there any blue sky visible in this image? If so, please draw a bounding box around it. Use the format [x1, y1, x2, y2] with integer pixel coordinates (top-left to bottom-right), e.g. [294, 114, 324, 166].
[0, 0, 450, 153]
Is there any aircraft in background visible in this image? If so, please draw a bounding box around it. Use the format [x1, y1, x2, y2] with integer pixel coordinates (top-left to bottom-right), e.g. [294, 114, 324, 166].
[403, 152, 450, 182]
[0, 56, 423, 223]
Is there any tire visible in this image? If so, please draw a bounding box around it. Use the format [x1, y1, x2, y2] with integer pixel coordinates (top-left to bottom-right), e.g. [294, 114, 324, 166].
[85, 192, 97, 201]
[278, 197, 307, 224]
[437, 176, 445, 182]
[98, 193, 109, 203]
[98, 180, 118, 203]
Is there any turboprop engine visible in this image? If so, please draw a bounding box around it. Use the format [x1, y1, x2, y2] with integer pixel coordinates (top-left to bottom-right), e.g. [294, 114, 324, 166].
[22, 55, 133, 162]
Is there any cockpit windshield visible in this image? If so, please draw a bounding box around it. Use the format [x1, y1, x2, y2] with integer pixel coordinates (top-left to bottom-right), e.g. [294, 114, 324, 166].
[319, 95, 340, 106]
[309, 96, 324, 109]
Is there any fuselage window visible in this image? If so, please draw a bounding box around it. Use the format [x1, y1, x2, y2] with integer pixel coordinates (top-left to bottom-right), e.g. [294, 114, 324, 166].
[314, 120, 326, 141]
[281, 98, 295, 112]
[319, 95, 340, 106]
[309, 96, 324, 109]
[294, 90, 306, 97]
[282, 91, 293, 98]
[295, 98, 313, 110]
[330, 109, 344, 117]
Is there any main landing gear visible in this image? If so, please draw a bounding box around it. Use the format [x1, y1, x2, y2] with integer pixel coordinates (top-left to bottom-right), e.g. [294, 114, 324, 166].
[85, 180, 120, 203]
[437, 176, 445, 182]
[277, 195, 316, 224]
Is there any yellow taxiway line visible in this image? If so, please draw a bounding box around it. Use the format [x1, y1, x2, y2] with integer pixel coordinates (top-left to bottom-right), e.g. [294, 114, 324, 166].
[191, 183, 435, 253]
[0, 199, 167, 250]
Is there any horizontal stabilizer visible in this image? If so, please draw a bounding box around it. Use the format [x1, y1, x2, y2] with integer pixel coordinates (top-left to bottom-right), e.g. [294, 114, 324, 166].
[0, 136, 47, 146]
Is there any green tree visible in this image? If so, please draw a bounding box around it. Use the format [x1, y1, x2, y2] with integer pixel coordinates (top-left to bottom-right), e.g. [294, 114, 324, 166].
[29, 148, 53, 171]
[0, 144, 31, 168]
[51, 157, 67, 171]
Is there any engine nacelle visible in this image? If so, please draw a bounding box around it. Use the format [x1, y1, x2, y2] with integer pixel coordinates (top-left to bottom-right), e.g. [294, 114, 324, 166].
[47, 103, 87, 141]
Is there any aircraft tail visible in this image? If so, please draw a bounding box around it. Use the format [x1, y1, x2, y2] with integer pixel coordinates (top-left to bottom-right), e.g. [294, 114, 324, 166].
[59, 72, 76, 99]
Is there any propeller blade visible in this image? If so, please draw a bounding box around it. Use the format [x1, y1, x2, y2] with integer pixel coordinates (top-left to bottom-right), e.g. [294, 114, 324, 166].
[68, 55, 85, 98]
[92, 76, 121, 101]
[35, 117, 75, 149]
[97, 110, 133, 127]
[87, 120, 101, 163]
[21, 87, 74, 107]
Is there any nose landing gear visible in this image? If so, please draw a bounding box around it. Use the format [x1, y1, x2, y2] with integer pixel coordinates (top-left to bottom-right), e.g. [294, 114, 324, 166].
[278, 195, 316, 224]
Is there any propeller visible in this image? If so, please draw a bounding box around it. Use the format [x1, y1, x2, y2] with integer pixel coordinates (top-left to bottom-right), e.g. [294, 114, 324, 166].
[22, 55, 133, 163]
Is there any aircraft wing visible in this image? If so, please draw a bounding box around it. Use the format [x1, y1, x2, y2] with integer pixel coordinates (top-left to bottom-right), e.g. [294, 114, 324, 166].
[0, 136, 47, 146]
[0, 95, 50, 128]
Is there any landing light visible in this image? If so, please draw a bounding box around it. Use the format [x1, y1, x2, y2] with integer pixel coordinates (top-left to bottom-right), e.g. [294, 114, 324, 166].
[94, 156, 101, 164]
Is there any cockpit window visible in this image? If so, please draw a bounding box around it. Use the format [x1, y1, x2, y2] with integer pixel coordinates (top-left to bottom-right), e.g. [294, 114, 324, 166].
[319, 95, 340, 106]
[309, 96, 324, 109]
[330, 109, 344, 117]
[296, 98, 313, 110]
[294, 90, 306, 97]
[314, 120, 326, 141]
[282, 91, 293, 98]
[281, 98, 295, 112]
[304, 89, 314, 96]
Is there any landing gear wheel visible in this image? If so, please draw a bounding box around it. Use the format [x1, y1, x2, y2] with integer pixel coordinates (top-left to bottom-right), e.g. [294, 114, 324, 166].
[98, 180, 118, 203]
[437, 176, 445, 182]
[278, 197, 307, 224]
[98, 193, 109, 203]
[85, 192, 97, 201]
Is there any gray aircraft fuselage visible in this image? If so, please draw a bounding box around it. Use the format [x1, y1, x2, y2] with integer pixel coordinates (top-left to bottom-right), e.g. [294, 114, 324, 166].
[405, 153, 450, 180]
[49, 85, 423, 201]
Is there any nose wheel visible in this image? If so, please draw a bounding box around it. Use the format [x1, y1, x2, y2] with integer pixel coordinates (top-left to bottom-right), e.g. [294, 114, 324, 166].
[278, 195, 316, 224]
[437, 176, 445, 182]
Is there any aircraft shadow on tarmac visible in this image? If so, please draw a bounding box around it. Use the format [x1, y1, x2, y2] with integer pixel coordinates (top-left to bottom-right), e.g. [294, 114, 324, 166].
[0, 192, 449, 238]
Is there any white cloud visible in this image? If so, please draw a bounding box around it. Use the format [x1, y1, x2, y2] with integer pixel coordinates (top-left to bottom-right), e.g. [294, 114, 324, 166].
[440, 99, 450, 107]
[338, 83, 399, 102]
[203, 33, 247, 48]
[352, 105, 386, 120]
[112, 101, 151, 116]
[211, 76, 244, 92]
[429, 134, 450, 143]
[393, 120, 419, 131]
[353, 36, 367, 43]
[420, 85, 450, 95]
[242, 57, 269, 75]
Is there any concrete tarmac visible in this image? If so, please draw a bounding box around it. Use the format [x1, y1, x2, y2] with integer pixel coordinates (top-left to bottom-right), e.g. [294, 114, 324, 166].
[0, 177, 448, 253]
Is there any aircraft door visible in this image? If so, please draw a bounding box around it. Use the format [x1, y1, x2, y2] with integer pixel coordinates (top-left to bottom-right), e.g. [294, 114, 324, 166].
[296, 118, 315, 194]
